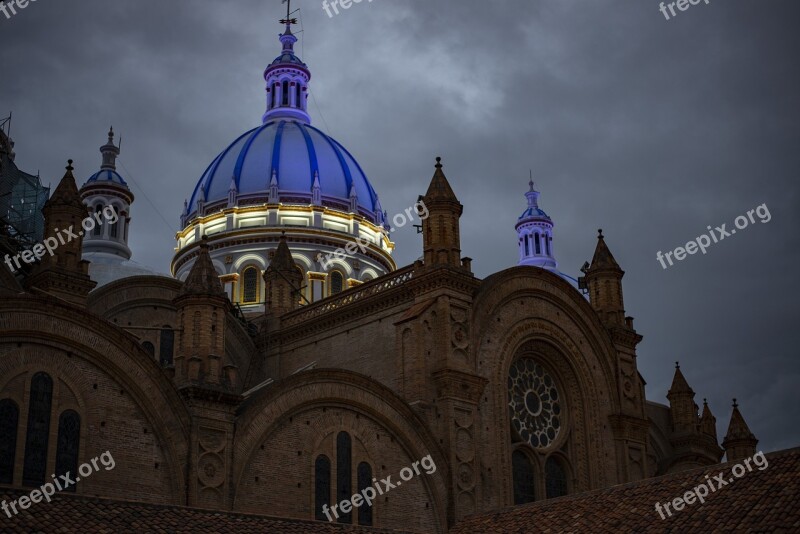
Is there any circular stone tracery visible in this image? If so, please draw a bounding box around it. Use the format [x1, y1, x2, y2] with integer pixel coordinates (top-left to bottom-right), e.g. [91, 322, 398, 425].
[508, 358, 562, 449]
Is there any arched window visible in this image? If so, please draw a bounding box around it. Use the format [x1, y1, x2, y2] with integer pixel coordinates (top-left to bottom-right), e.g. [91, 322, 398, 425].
[23, 372, 53, 487]
[159, 326, 174, 366]
[270, 84, 276, 109]
[93, 204, 104, 235]
[524, 235, 530, 256]
[315, 454, 331, 521]
[282, 81, 289, 106]
[545, 234, 551, 255]
[55, 410, 80, 492]
[242, 266, 259, 304]
[336, 432, 352, 523]
[545, 456, 568, 499]
[142, 341, 155, 357]
[512, 449, 536, 504]
[330, 271, 344, 295]
[357, 462, 373, 526]
[0, 399, 19, 484]
[109, 206, 119, 238]
[534, 233, 541, 255]
[296, 83, 302, 109]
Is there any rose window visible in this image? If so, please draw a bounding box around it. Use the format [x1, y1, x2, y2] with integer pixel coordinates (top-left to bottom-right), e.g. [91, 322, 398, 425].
[508, 358, 562, 449]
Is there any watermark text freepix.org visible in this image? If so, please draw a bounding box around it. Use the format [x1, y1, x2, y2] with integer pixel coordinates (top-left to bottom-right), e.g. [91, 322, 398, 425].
[654, 450, 768, 520]
[322, 0, 373, 19]
[0, 0, 37, 21]
[4, 205, 118, 273]
[659, 0, 711, 21]
[1, 450, 116, 519]
[656, 203, 770, 270]
[317, 200, 428, 271]
[321, 454, 436, 522]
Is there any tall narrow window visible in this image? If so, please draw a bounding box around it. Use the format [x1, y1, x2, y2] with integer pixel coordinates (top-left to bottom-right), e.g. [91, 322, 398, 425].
[330, 271, 344, 295]
[315, 455, 331, 521]
[159, 326, 174, 366]
[55, 410, 80, 492]
[242, 267, 259, 303]
[524, 235, 530, 256]
[270, 85, 276, 109]
[282, 81, 289, 106]
[93, 205, 103, 235]
[534, 233, 541, 255]
[357, 462, 373, 526]
[512, 449, 536, 504]
[23, 372, 53, 487]
[545, 456, 568, 499]
[296, 84, 302, 108]
[0, 399, 19, 484]
[545, 235, 551, 255]
[336, 432, 352, 523]
[109, 207, 119, 238]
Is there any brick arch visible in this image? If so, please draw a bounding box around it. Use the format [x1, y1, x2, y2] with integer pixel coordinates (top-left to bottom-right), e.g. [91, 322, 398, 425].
[470, 267, 622, 506]
[0, 297, 191, 501]
[233, 369, 449, 532]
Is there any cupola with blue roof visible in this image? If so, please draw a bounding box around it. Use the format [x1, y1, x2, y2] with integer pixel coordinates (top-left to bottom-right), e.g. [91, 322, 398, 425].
[516, 178, 557, 270]
[172, 8, 396, 311]
[80, 128, 133, 261]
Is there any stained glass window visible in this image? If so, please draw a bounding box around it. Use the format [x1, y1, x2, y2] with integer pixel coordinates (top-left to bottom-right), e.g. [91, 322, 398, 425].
[315, 455, 331, 521]
[336, 432, 352, 523]
[22, 372, 53, 487]
[545, 456, 568, 499]
[159, 327, 174, 366]
[330, 271, 344, 295]
[512, 449, 536, 504]
[0, 399, 19, 484]
[357, 462, 373, 525]
[243, 267, 259, 303]
[55, 410, 80, 492]
[142, 341, 155, 358]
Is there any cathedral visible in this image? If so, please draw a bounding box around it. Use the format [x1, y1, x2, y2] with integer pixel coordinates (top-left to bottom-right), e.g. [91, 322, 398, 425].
[0, 12, 762, 534]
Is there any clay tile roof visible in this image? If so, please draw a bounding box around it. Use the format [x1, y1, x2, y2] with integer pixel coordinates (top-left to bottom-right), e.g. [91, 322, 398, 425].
[450, 448, 800, 533]
[0, 490, 420, 533]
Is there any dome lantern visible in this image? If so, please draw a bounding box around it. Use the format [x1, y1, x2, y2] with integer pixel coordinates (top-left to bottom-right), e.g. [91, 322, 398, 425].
[262, 7, 311, 125]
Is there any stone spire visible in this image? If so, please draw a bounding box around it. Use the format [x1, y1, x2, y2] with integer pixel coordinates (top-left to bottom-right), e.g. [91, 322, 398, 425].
[264, 232, 302, 316]
[699, 398, 718, 441]
[667, 362, 698, 433]
[421, 157, 466, 270]
[723, 399, 758, 462]
[25, 160, 96, 305]
[179, 236, 226, 297]
[516, 177, 557, 270]
[173, 235, 233, 389]
[584, 229, 626, 327]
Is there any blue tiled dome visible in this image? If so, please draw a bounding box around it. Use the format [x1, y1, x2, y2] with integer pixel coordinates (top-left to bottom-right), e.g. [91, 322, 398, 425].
[187, 120, 380, 222]
[85, 169, 127, 186]
[519, 207, 550, 220]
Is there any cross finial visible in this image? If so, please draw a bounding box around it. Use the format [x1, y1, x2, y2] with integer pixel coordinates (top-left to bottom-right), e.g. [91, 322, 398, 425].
[732, 398, 738, 408]
[66, 159, 74, 172]
[280, 0, 298, 26]
[675, 361, 680, 369]
[598, 229, 604, 239]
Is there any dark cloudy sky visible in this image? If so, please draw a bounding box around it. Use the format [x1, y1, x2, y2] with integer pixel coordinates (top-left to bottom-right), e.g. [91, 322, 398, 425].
[1, 1, 798, 453]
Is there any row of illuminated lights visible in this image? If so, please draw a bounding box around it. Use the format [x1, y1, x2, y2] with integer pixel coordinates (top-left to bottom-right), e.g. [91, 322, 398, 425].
[223, 266, 373, 305]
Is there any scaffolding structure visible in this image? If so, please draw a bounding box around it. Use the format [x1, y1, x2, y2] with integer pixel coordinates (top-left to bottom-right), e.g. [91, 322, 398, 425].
[0, 116, 50, 252]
